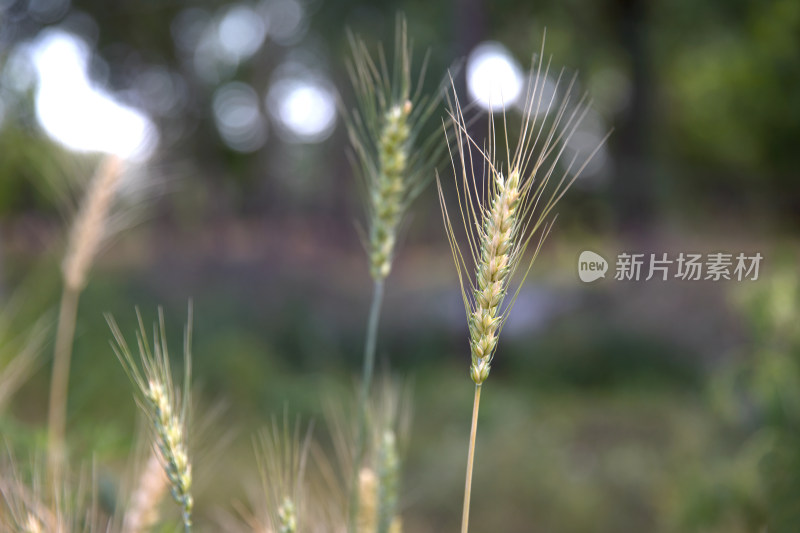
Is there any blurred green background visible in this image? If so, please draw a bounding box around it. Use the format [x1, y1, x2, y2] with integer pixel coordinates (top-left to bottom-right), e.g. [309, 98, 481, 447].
[1, 0, 800, 531]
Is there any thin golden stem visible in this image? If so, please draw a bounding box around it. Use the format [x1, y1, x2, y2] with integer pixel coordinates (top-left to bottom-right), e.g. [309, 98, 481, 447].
[461, 383, 482, 533]
[47, 284, 81, 482]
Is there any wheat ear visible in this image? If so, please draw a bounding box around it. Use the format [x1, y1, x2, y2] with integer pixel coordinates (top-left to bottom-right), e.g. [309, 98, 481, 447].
[108, 307, 194, 532]
[346, 16, 443, 284]
[438, 36, 611, 533]
[47, 154, 123, 482]
[254, 413, 312, 533]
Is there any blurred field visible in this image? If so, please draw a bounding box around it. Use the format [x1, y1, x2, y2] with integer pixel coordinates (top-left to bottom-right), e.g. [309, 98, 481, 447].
[2, 221, 795, 530]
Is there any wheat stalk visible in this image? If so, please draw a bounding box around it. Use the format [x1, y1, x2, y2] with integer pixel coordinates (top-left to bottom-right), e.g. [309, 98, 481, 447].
[344, 18, 445, 531]
[438, 36, 610, 533]
[107, 307, 194, 532]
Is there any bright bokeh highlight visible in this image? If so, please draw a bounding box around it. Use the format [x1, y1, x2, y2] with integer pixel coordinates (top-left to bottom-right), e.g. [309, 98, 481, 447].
[267, 75, 336, 143]
[30, 29, 158, 160]
[467, 42, 523, 111]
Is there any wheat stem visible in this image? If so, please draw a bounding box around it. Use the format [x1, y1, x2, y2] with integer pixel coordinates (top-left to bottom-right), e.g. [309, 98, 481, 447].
[348, 279, 385, 532]
[461, 384, 481, 533]
[361, 279, 385, 407]
[46, 284, 80, 483]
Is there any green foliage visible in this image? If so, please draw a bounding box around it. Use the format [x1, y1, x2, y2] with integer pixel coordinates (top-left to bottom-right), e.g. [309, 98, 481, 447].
[682, 261, 800, 531]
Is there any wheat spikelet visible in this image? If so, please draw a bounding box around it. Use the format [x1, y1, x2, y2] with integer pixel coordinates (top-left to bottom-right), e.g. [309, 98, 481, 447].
[121, 448, 169, 533]
[108, 307, 194, 532]
[62, 155, 123, 292]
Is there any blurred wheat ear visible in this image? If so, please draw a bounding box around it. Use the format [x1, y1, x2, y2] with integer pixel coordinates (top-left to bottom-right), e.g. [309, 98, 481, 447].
[321, 378, 410, 533]
[437, 34, 611, 533]
[345, 15, 445, 285]
[254, 413, 313, 533]
[107, 306, 194, 533]
[343, 16, 445, 532]
[47, 155, 124, 481]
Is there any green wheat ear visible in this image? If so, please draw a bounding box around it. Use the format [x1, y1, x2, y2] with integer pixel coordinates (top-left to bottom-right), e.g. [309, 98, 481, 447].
[107, 307, 194, 532]
[438, 36, 611, 533]
[439, 46, 611, 386]
[344, 15, 446, 281]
